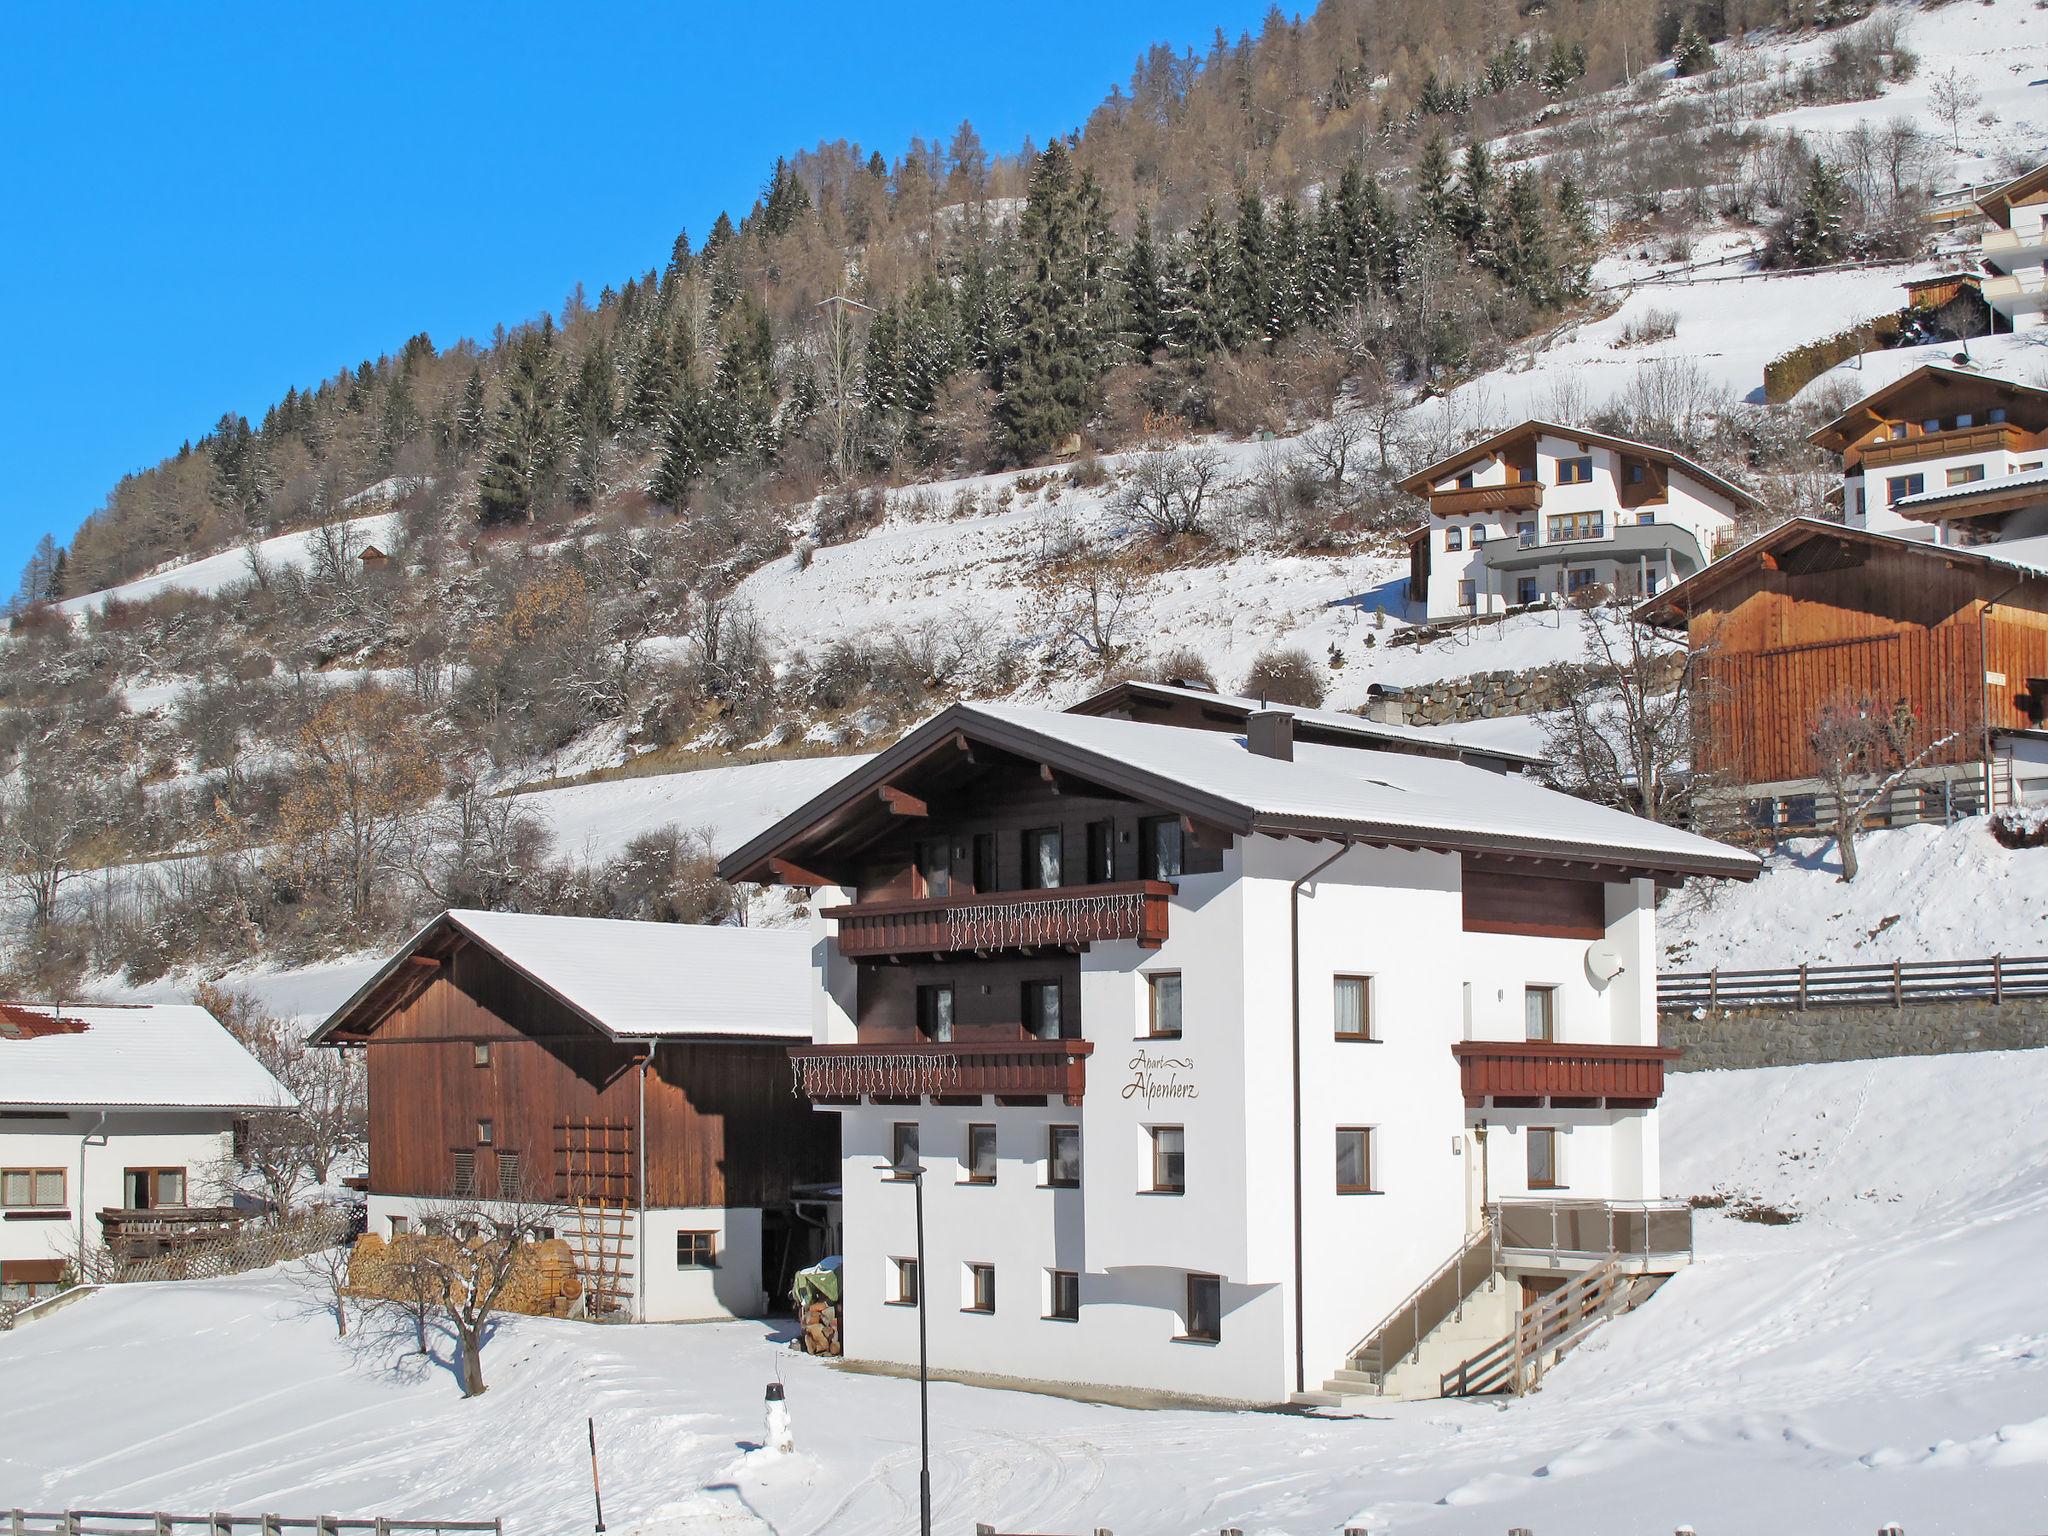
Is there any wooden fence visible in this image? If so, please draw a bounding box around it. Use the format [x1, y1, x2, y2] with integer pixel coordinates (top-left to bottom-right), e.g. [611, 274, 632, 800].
[5, 1515, 497, 1536]
[1659, 955, 2048, 1012]
[104, 1209, 354, 1285]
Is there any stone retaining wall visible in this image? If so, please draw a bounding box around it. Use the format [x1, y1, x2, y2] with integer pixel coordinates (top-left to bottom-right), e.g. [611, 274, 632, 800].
[1660, 997, 2048, 1072]
[1397, 653, 1685, 726]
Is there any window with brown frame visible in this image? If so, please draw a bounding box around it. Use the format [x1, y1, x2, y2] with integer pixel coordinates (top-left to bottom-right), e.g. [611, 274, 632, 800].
[495, 1151, 521, 1197]
[1556, 456, 1594, 486]
[1182, 1272, 1222, 1342]
[476, 1118, 495, 1146]
[1149, 1126, 1186, 1194]
[1023, 978, 1063, 1041]
[122, 1168, 186, 1210]
[389, 1215, 411, 1237]
[1142, 816, 1185, 879]
[1524, 985, 1557, 1042]
[916, 984, 954, 1042]
[676, 1231, 717, 1269]
[473, 1041, 492, 1068]
[1086, 819, 1116, 884]
[1146, 972, 1183, 1038]
[1047, 1124, 1081, 1188]
[971, 831, 1000, 894]
[964, 1261, 996, 1313]
[451, 1150, 477, 1197]
[890, 1122, 920, 1177]
[964, 1123, 997, 1184]
[891, 1256, 920, 1305]
[1336, 1127, 1376, 1194]
[1022, 827, 1063, 889]
[1333, 976, 1374, 1040]
[0, 1169, 66, 1209]
[1046, 1268, 1080, 1321]
[1527, 1127, 1561, 1189]
[915, 838, 951, 899]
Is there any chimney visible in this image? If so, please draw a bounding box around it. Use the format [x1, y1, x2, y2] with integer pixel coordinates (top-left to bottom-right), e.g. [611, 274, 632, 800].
[1247, 708, 1294, 761]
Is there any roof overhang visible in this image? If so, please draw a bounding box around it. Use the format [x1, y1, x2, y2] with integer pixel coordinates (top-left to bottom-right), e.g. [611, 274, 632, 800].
[1396, 419, 1762, 511]
[1807, 363, 2048, 452]
[1975, 162, 2048, 227]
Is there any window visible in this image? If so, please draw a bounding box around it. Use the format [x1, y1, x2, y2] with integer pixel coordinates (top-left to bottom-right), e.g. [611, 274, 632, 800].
[915, 839, 951, 899]
[1636, 507, 1656, 524]
[1146, 972, 1183, 1038]
[1567, 568, 1597, 593]
[1455, 469, 1475, 489]
[965, 1262, 996, 1313]
[1457, 578, 1476, 609]
[972, 831, 1000, 894]
[1948, 464, 1985, 487]
[1548, 511, 1604, 542]
[916, 984, 955, 1042]
[1516, 576, 1540, 605]
[1527, 1127, 1561, 1189]
[1627, 461, 1647, 484]
[389, 1215, 410, 1237]
[1023, 979, 1063, 1041]
[495, 1151, 521, 1197]
[1047, 1268, 1080, 1321]
[964, 1123, 997, 1184]
[1990, 407, 2008, 424]
[890, 1122, 920, 1176]
[1524, 985, 1556, 1042]
[1183, 1273, 1222, 1342]
[1556, 456, 1594, 485]
[1047, 1125, 1081, 1187]
[1336, 1127, 1376, 1193]
[892, 1256, 920, 1305]
[1955, 413, 1974, 428]
[1333, 976, 1374, 1040]
[1517, 521, 1536, 548]
[473, 1042, 491, 1068]
[1142, 816, 1184, 879]
[1085, 819, 1116, 884]
[476, 1118, 494, 1146]
[1470, 524, 1487, 545]
[0, 1261, 65, 1304]
[1887, 473, 1925, 504]
[0, 1169, 65, 1208]
[1149, 1126, 1186, 1193]
[451, 1151, 477, 1197]
[1023, 827, 1063, 889]
[122, 1168, 186, 1210]
[1444, 525, 1464, 551]
[677, 1230, 718, 1268]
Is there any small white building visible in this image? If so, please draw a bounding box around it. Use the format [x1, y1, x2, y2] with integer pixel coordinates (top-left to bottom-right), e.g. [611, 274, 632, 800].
[720, 701, 1757, 1405]
[1812, 362, 2048, 541]
[1, 1002, 291, 1304]
[1399, 421, 1758, 621]
[1978, 162, 2048, 334]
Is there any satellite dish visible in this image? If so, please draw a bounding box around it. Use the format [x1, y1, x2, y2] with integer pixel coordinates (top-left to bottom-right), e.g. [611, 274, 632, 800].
[1585, 942, 1626, 984]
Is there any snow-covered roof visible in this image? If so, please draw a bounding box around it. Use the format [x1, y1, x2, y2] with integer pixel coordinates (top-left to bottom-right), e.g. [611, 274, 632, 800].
[721, 700, 1760, 883]
[1396, 419, 1763, 511]
[0, 1003, 294, 1112]
[1892, 464, 2048, 515]
[310, 910, 816, 1046]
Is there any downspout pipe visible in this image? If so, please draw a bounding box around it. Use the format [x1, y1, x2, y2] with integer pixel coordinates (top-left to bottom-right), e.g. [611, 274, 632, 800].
[1980, 578, 2025, 810]
[77, 1109, 109, 1274]
[1290, 836, 1354, 1397]
[626, 1039, 655, 1323]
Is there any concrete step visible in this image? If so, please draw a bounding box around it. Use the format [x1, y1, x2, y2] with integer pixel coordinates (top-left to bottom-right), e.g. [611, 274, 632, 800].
[1328, 1368, 1383, 1389]
[1288, 1390, 1349, 1408]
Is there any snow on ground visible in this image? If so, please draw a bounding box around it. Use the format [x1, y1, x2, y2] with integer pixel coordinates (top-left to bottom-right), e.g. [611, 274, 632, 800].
[54, 510, 399, 618]
[1660, 814, 2048, 968]
[7, 1049, 2047, 1534]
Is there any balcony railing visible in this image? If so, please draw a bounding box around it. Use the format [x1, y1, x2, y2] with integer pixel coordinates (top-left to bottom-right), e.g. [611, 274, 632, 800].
[826, 880, 1172, 959]
[1452, 1040, 1681, 1108]
[1856, 422, 2033, 471]
[1983, 224, 2048, 261]
[1432, 482, 1543, 518]
[97, 1206, 245, 1262]
[787, 1040, 1094, 1105]
[1490, 1198, 1693, 1270]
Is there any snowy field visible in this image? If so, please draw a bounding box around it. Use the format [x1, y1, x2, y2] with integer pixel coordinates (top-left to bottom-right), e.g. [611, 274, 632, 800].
[53, 510, 399, 618]
[6, 1049, 2046, 1533]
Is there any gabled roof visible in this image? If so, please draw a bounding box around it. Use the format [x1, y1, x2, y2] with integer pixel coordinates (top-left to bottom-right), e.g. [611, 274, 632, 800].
[1395, 420, 1763, 511]
[717, 701, 1759, 884]
[1633, 517, 2048, 628]
[308, 910, 816, 1047]
[0, 1003, 293, 1112]
[1066, 678, 1549, 769]
[1975, 161, 2048, 228]
[1807, 363, 2048, 452]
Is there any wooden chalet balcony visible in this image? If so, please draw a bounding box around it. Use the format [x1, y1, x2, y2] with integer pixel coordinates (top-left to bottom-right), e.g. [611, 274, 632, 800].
[98, 1205, 244, 1261]
[787, 1039, 1094, 1105]
[1431, 482, 1543, 517]
[826, 880, 1173, 960]
[1452, 1040, 1681, 1109]
[1855, 422, 2033, 471]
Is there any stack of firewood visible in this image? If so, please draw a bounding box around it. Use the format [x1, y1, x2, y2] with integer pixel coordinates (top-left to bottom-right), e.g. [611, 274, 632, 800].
[798, 1295, 841, 1355]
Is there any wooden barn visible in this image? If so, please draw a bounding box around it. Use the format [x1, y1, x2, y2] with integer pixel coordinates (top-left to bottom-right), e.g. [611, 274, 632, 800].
[1636, 517, 2048, 814]
[310, 909, 839, 1322]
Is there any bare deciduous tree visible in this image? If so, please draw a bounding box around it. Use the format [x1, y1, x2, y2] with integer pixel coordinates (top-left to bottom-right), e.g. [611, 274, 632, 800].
[1929, 67, 1981, 154]
[1113, 446, 1230, 540]
[1807, 695, 1955, 882]
[1539, 598, 1699, 826]
[1299, 414, 1369, 501]
[0, 751, 112, 929]
[408, 1183, 555, 1398]
[1027, 523, 1142, 662]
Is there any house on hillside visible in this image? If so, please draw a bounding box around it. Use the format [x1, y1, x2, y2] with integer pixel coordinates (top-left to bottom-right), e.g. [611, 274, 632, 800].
[1814, 363, 2048, 540]
[309, 910, 839, 1323]
[1065, 677, 1548, 774]
[1976, 162, 2048, 334]
[1, 1003, 291, 1305]
[1636, 518, 2048, 819]
[1398, 421, 1760, 622]
[717, 700, 1757, 1405]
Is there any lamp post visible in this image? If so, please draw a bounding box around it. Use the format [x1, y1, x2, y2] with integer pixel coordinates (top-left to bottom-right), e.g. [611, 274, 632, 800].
[876, 1158, 931, 1536]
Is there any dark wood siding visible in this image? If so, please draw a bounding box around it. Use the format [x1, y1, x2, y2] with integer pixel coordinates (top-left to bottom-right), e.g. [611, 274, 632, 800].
[855, 956, 1083, 1044]
[361, 944, 835, 1207]
[1461, 866, 1606, 940]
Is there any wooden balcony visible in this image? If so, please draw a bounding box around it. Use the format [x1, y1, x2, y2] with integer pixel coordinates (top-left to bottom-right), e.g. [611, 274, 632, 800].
[1431, 482, 1543, 517]
[1451, 1041, 1681, 1109]
[1854, 422, 2033, 471]
[787, 1040, 1094, 1105]
[98, 1206, 245, 1262]
[825, 880, 1172, 960]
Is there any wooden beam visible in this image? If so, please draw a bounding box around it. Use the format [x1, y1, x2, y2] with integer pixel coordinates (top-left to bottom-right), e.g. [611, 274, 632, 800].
[1040, 762, 1065, 795]
[407, 954, 441, 970]
[769, 857, 835, 888]
[878, 785, 928, 817]
[1757, 551, 1779, 572]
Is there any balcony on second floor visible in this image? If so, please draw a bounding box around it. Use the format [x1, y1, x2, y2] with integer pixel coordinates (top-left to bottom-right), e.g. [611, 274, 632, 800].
[825, 879, 1173, 960]
[1431, 481, 1544, 518]
[1452, 1040, 1682, 1110]
[1854, 421, 2035, 472]
[788, 1039, 1094, 1105]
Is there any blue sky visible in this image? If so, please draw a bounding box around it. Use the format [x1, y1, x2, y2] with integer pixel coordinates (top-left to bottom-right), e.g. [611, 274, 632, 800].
[0, 1, 1276, 592]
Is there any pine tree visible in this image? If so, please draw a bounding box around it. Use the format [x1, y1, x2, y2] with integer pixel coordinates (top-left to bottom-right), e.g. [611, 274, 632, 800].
[1780, 153, 1849, 268]
[456, 365, 488, 459]
[1455, 140, 1497, 257]
[1672, 18, 1715, 78]
[998, 142, 1110, 461]
[476, 331, 563, 525]
[1552, 174, 1597, 297]
[648, 379, 711, 508]
[1229, 188, 1271, 350]
[1269, 195, 1308, 341]
[760, 157, 812, 237]
[713, 294, 778, 459]
[1411, 134, 1456, 239]
[1488, 170, 1555, 304]
[564, 341, 617, 506]
[1168, 199, 1234, 360]
[1124, 207, 1167, 360]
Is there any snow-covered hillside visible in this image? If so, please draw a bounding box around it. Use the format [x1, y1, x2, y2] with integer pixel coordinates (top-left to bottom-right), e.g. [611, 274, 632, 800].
[53, 509, 399, 618]
[1660, 815, 2048, 968]
[6, 1049, 2045, 1534]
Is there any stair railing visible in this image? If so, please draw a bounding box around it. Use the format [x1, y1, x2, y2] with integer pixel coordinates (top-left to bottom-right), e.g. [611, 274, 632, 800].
[1443, 1254, 1634, 1399]
[1345, 1220, 1494, 1375]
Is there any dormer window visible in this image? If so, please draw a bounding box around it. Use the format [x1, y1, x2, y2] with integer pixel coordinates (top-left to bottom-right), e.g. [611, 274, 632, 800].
[1455, 470, 1475, 489]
